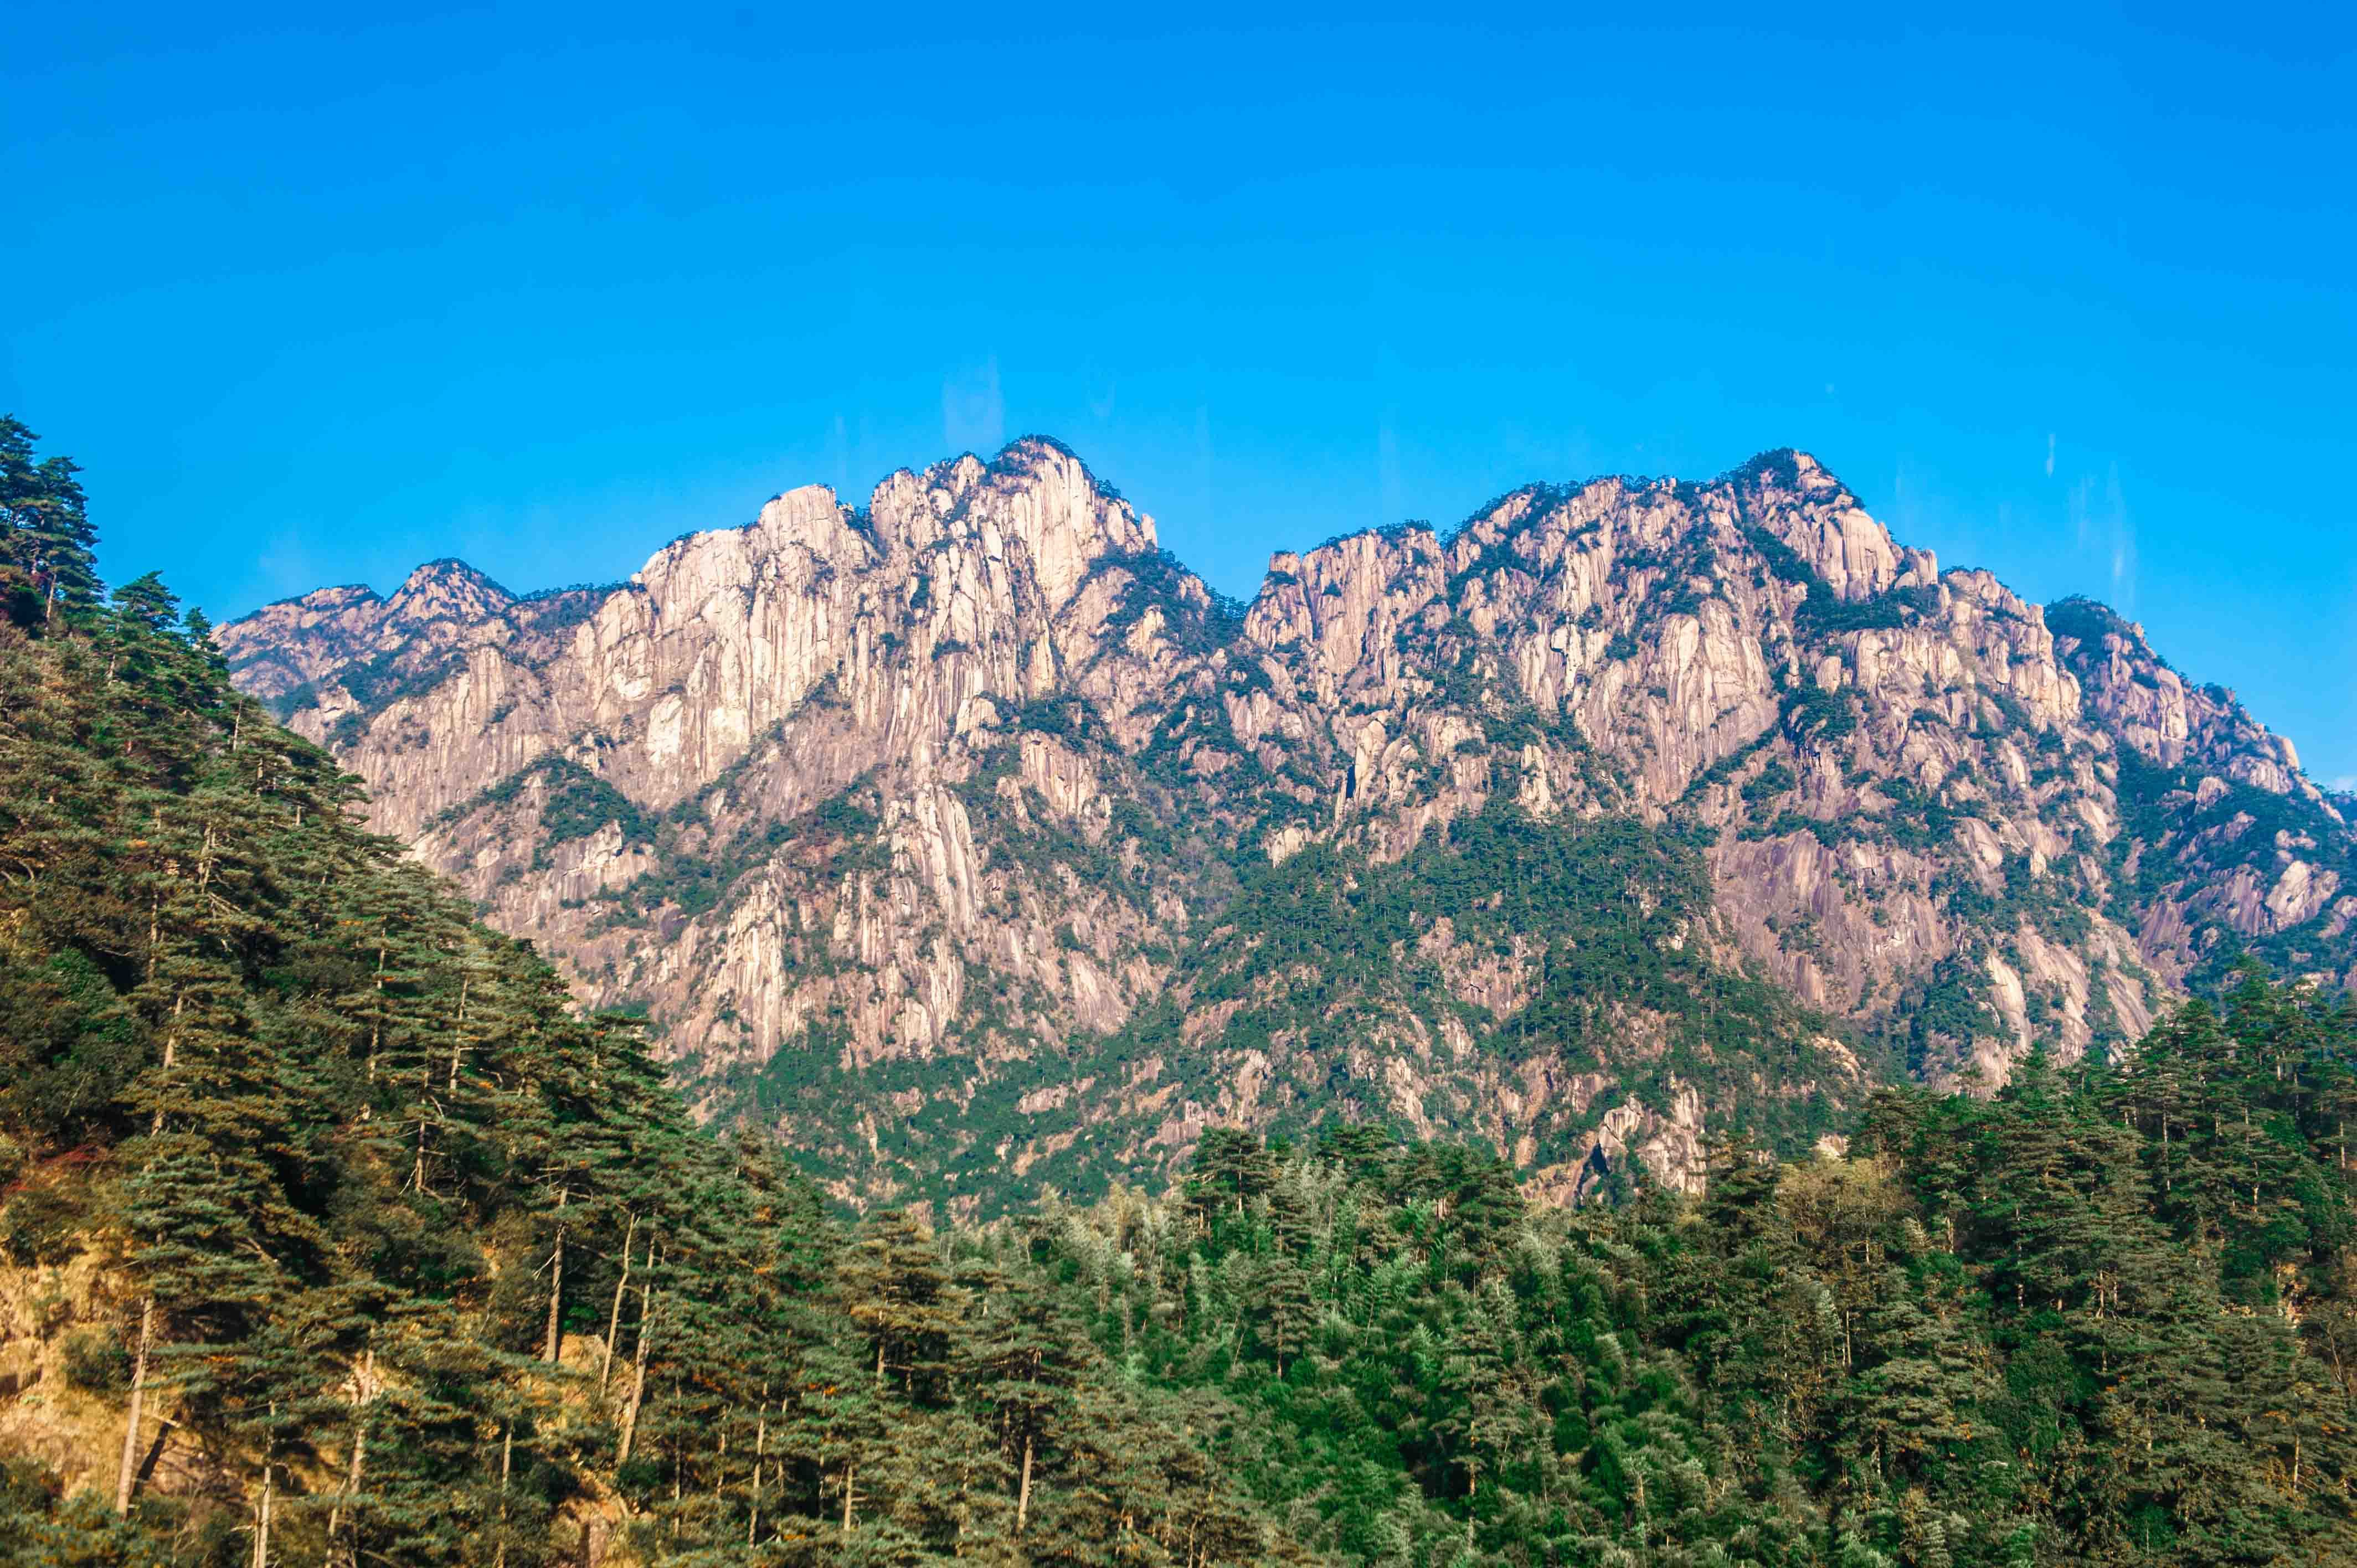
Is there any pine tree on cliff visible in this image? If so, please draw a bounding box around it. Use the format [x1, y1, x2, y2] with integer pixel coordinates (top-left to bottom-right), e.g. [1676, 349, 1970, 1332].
[0, 415, 97, 626]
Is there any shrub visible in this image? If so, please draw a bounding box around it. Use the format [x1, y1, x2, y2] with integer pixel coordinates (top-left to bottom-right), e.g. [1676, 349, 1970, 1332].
[1, 1185, 86, 1266]
[62, 1328, 131, 1393]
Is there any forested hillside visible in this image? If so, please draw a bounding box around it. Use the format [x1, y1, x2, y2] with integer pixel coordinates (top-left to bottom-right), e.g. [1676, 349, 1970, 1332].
[0, 418, 1316, 1564]
[1031, 976, 2357, 1566]
[14, 419, 2357, 1566]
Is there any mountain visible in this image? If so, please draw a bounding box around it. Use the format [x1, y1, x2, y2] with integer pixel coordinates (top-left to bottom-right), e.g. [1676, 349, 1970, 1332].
[16, 416, 2357, 1566]
[0, 497, 1322, 1565]
[219, 440, 2357, 1213]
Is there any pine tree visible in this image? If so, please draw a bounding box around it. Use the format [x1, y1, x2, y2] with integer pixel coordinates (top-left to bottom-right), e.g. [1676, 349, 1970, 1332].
[837, 1209, 958, 1401]
[0, 416, 97, 627]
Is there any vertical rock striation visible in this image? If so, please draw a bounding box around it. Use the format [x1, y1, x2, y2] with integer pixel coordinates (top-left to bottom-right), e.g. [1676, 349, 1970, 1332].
[221, 441, 2355, 1211]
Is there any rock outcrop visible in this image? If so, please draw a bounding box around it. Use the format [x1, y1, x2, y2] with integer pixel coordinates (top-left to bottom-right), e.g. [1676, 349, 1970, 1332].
[220, 441, 2356, 1211]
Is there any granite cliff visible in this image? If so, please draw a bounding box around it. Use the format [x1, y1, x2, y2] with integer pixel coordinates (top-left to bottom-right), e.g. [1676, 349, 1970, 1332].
[219, 440, 2357, 1211]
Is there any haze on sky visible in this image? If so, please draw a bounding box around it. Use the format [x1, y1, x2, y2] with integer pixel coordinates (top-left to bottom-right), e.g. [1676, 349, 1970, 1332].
[6, 3, 2353, 772]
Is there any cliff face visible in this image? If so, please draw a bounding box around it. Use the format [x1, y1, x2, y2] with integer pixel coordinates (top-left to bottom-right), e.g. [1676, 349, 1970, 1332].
[219, 440, 2356, 1212]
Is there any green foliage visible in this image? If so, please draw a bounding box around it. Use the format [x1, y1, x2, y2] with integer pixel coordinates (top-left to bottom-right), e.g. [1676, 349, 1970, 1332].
[599, 775, 888, 925]
[1783, 677, 1860, 741]
[0, 1183, 84, 1266]
[0, 416, 99, 628]
[17, 425, 2357, 1567]
[433, 754, 657, 880]
[60, 1328, 130, 1393]
[1742, 759, 1798, 803]
[1021, 1007, 2357, 1567]
[512, 581, 621, 639]
[2043, 594, 2141, 658]
[2102, 744, 2357, 987]
[335, 646, 467, 716]
[0, 554, 1310, 1565]
[446, 753, 656, 848]
[1741, 506, 1938, 637]
[1092, 545, 1248, 656]
[982, 797, 1867, 1211]
[261, 679, 321, 721]
[536, 759, 651, 846]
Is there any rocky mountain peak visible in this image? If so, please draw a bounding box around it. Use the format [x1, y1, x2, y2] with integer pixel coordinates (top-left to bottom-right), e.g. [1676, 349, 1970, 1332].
[394, 555, 511, 599]
[752, 483, 867, 558]
[220, 438, 2357, 1212]
[1726, 449, 1912, 603]
[379, 556, 518, 641]
[215, 583, 385, 700]
[2046, 595, 2317, 802]
[883, 435, 1157, 610]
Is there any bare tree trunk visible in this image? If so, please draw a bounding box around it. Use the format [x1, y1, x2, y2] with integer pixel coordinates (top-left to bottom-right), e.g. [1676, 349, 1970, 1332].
[600, 1216, 636, 1394]
[1017, 1432, 1034, 1533]
[748, 1388, 768, 1545]
[327, 1348, 372, 1537]
[842, 1462, 856, 1534]
[147, 991, 184, 1136]
[543, 1187, 569, 1363]
[447, 974, 470, 1092]
[328, 1349, 374, 1566]
[493, 1423, 514, 1568]
[367, 943, 385, 1082]
[253, 1415, 275, 1568]
[616, 1243, 658, 1464]
[114, 1296, 154, 1514]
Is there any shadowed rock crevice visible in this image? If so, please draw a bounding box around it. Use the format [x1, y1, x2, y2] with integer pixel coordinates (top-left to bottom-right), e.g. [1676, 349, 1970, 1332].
[219, 442, 2357, 1213]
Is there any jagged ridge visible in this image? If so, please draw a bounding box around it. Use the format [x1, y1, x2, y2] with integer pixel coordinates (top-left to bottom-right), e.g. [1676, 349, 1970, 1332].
[218, 440, 2357, 1212]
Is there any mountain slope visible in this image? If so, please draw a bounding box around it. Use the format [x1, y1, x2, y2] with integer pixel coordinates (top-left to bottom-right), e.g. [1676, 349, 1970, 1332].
[20, 412, 2357, 1568]
[220, 441, 2357, 1210]
[0, 527, 1321, 1565]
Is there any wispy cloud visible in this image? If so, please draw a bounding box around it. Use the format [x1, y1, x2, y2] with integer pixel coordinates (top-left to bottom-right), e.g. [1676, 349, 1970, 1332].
[1193, 404, 1215, 523]
[941, 358, 1005, 456]
[1377, 410, 1403, 528]
[827, 413, 850, 499]
[2045, 433, 2056, 477]
[2069, 462, 2136, 609]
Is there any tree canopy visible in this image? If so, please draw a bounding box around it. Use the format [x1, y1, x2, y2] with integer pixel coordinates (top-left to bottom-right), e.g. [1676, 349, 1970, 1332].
[7, 418, 2357, 1566]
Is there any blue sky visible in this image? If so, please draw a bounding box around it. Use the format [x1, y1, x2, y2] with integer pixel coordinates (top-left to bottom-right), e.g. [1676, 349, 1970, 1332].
[8, 5, 2355, 775]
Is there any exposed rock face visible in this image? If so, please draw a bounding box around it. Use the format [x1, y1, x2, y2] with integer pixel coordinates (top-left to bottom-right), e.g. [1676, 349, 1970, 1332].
[220, 441, 2356, 1211]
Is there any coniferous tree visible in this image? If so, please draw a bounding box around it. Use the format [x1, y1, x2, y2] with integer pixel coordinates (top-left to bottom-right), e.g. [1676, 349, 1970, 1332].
[18, 414, 2357, 1567]
[0, 416, 97, 626]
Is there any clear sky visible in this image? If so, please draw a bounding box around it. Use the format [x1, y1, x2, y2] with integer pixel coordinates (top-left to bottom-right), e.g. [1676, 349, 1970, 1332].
[8, 5, 2354, 775]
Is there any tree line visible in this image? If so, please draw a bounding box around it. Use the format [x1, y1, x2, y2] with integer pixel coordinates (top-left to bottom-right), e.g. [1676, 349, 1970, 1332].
[0, 416, 1315, 1565]
[1016, 975, 2357, 1566]
[9, 415, 2357, 1565]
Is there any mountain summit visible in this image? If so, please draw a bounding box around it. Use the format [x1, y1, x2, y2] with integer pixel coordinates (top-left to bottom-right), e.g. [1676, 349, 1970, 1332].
[218, 441, 2357, 1212]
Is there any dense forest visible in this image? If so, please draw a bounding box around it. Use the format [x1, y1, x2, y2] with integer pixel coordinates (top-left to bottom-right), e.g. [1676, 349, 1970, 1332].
[9, 416, 2357, 1565]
